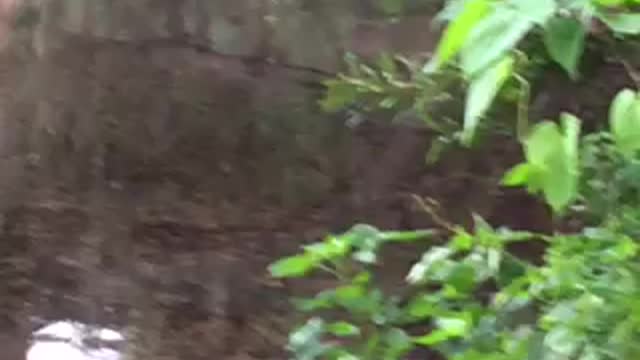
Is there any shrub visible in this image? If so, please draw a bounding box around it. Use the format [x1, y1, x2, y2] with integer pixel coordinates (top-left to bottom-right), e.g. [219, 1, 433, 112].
[270, 1, 640, 359]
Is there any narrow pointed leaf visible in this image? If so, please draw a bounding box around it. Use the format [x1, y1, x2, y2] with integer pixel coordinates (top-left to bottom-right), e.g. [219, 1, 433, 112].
[424, 0, 491, 73]
[502, 163, 533, 186]
[462, 55, 514, 145]
[542, 113, 580, 213]
[269, 254, 316, 278]
[460, 8, 532, 77]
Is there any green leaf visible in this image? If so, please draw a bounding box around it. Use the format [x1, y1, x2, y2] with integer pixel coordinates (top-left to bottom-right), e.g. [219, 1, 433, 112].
[610, 88, 640, 157]
[542, 301, 577, 327]
[593, 0, 625, 6]
[269, 254, 316, 278]
[320, 80, 359, 112]
[598, 12, 640, 35]
[414, 329, 454, 346]
[379, 96, 399, 109]
[450, 229, 474, 251]
[424, 0, 491, 73]
[610, 89, 636, 130]
[414, 314, 472, 345]
[353, 249, 377, 264]
[544, 326, 582, 357]
[460, 8, 533, 77]
[406, 294, 440, 319]
[561, 113, 581, 166]
[472, 213, 493, 233]
[305, 236, 351, 261]
[288, 318, 329, 359]
[544, 17, 585, 79]
[544, 114, 581, 212]
[293, 291, 336, 312]
[578, 346, 602, 360]
[376, 53, 398, 75]
[462, 253, 493, 282]
[497, 228, 537, 243]
[447, 262, 477, 293]
[525, 121, 563, 166]
[290, 319, 326, 345]
[383, 328, 414, 359]
[340, 224, 384, 264]
[348, 224, 382, 246]
[517, 116, 581, 213]
[407, 247, 454, 284]
[352, 271, 372, 285]
[327, 322, 361, 337]
[437, 314, 472, 335]
[607, 236, 639, 261]
[335, 354, 359, 360]
[502, 163, 533, 186]
[510, 0, 557, 24]
[462, 55, 515, 145]
[526, 331, 546, 360]
[435, 0, 467, 24]
[487, 248, 502, 273]
[496, 253, 528, 288]
[335, 284, 366, 304]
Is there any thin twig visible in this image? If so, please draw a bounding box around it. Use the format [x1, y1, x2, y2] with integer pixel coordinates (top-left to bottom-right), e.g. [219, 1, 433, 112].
[514, 74, 530, 142]
[619, 57, 640, 89]
[409, 194, 457, 234]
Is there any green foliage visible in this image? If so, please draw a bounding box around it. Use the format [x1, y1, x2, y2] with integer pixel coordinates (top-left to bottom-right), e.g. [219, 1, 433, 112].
[575, 89, 640, 225]
[503, 113, 581, 213]
[463, 55, 514, 145]
[610, 88, 640, 158]
[273, 1, 640, 359]
[543, 17, 586, 80]
[458, 0, 552, 77]
[272, 222, 545, 359]
[535, 228, 640, 359]
[322, 0, 640, 151]
[320, 53, 422, 116]
[425, 0, 492, 73]
[270, 225, 435, 359]
[273, 121, 640, 358]
[597, 11, 640, 35]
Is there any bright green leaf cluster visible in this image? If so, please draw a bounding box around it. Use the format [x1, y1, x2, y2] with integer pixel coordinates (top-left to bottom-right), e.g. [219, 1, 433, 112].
[503, 114, 581, 213]
[270, 225, 434, 278]
[610, 88, 640, 157]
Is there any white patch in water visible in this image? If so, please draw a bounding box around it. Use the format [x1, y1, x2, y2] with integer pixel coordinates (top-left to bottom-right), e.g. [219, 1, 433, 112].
[28, 321, 123, 360]
[96, 329, 124, 342]
[33, 321, 77, 339]
[27, 342, 120, 360]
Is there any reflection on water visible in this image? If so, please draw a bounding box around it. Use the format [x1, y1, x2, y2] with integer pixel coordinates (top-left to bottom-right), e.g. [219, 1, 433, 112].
[28, 321, 124, 360]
